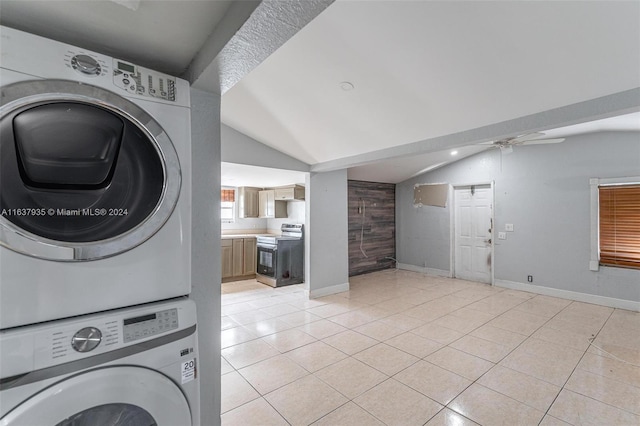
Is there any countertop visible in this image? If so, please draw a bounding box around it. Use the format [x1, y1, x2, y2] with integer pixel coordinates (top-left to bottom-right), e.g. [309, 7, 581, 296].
[221, 233, 276, 240]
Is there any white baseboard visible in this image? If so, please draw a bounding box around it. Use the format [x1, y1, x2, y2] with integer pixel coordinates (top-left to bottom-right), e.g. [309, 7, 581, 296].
[397, 263, 452, 278]
[307, 282, 350, 299]
[495, 279, 640, 312]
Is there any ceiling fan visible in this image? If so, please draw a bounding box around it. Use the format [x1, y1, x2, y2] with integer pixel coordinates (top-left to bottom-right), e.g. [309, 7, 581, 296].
[480, 132, 565, 154]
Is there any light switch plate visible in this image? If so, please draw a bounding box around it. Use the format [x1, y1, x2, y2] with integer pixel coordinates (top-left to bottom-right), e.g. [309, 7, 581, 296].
[498, 232, 507, 240]
[505, 223, 514, 232]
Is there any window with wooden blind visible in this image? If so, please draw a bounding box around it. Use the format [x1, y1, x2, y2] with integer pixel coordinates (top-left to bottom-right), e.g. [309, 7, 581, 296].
[221, 188, 236, 222]
[598, 184, 640, 269]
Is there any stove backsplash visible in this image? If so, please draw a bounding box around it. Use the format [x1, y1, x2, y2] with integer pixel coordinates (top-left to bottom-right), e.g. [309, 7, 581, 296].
[267, 201, 305, 235]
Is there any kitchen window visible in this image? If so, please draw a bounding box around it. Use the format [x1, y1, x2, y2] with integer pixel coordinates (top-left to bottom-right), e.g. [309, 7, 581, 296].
[221, 188, 236, 223]
[590, 177, 640, 271]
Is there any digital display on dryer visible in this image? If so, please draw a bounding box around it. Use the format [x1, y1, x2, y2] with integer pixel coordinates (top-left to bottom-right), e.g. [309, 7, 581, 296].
[118, 61, 135, 73]
[124, 313, 156, 326]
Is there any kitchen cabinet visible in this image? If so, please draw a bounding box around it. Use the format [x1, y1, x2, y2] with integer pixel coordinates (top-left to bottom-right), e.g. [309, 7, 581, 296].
[243, 238, 256, 276]
[238, 187, 260, 218]
[258, 190, 287, 218]
[221, 240, 233, 279]
[274, 185, 305, 201]
[232, 239, 244, 276]
[222, 237, 257, 282]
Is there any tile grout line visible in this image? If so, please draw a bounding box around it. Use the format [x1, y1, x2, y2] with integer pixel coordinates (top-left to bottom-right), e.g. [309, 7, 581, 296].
[538, 306, 640, 424]
[534, 301, 613, 425]
[437, 296, 588, 424]
[221, 275, 637, 425]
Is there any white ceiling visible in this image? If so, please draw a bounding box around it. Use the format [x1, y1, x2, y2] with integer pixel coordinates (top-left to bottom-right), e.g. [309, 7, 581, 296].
[1, 1, 638, 184]
[348, 111, 640, 183]
[221, 162, 307, 188]
[222, 0, 640, 182]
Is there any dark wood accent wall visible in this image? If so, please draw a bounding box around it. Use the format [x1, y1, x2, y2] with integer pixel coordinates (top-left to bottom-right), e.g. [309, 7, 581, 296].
[348, 180, 396, 276]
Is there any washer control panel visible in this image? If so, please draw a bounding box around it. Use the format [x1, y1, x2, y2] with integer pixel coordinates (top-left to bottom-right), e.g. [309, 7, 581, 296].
[49, 320, 118, 361]
[71, 327, 102, 352]
[123, 308, 178, 343]
[1, 298, 195, 378]
[113, 59, 176, 102]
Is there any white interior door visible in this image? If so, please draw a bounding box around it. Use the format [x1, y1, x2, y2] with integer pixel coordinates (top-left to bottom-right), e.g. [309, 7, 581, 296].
[454, 185, 492, 283]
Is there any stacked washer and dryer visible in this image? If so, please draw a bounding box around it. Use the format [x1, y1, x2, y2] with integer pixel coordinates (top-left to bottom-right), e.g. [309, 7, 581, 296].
[0, 26, 199, 425]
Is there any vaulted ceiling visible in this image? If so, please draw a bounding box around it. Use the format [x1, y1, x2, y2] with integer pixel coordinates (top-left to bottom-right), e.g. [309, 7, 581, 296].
[221, 0, 640, 181]
[2, 1, 639, 183]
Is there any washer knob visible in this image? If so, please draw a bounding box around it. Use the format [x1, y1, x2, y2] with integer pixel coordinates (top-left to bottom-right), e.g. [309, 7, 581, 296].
[71, 327, 102, 352]
[71, 54, 101, 76]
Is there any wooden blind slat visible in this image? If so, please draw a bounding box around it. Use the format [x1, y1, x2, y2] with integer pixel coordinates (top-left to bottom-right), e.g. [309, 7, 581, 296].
[599, 184, 640, 270]
[221, 189, 235, 202]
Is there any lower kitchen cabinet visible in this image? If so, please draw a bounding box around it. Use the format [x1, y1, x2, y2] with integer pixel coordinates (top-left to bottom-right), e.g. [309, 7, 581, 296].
[222, 237, 256, 282]
[243, 238, 256, 276]
[221, 240, 233, 279]
[232, 239, 244, 276]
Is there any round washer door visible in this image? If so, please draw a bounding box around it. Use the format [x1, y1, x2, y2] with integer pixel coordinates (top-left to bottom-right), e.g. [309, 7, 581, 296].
[0, 80, 181, 261]
[0, 367, 192, 426]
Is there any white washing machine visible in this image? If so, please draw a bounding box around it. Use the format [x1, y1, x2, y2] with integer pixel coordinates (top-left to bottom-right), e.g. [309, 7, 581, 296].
[0, 298, 199, 425]
[0, 26, 192, 329]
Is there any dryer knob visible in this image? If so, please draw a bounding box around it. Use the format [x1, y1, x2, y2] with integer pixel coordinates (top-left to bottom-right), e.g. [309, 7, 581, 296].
[71, 54, 102, 76]
[72, 327, 102, 352]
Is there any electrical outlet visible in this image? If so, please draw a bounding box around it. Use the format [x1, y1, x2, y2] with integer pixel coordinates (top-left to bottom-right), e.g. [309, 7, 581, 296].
[498, 232, 506, 240]
[505, 223, 514, 232]
[527, 275, 533, 283]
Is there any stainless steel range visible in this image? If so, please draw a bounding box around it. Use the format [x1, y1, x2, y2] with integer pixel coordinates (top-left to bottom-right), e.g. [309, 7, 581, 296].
[256, 224, 304, 287]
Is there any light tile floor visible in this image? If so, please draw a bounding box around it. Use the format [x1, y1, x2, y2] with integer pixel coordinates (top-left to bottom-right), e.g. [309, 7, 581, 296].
[220, 270, 640, 426]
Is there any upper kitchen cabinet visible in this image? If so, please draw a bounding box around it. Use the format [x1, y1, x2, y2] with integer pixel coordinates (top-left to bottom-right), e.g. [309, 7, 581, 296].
[274, 185, 305, 201]
[259, 190, 287, 218]
[238, 187, 261, 218]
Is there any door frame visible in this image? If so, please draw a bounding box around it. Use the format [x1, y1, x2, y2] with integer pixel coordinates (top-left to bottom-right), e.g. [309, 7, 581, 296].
[449, 181, 495, 285]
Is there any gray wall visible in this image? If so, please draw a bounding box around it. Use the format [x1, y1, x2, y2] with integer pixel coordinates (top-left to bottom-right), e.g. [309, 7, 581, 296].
[306, 170, 350, 297]
[221, 124, 310, 172]
[190, 88, 221, 426]
[397, 131, 640, 303]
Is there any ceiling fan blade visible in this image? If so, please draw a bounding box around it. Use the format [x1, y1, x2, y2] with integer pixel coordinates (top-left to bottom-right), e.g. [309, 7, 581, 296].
[510, 132, 545, 143]
[520, 138, 565, 145]
[480, 132, 546, 146]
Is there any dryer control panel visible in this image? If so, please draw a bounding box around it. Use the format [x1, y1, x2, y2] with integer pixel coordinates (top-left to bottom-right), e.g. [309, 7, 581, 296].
[113, 59, 177, 102]
[0, 26, 189, 107]
[66, 53, 177, 102]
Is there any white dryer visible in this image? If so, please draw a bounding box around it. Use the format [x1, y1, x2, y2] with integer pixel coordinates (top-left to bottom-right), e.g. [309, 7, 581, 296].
[0, 26, 192, 329]
[0, 298, 199, 425]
